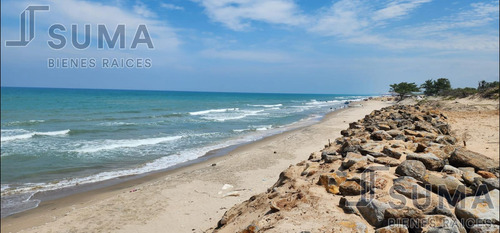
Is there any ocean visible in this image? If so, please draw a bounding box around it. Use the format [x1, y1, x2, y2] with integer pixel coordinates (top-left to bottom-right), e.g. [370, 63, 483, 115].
[0, 87, 372, 217]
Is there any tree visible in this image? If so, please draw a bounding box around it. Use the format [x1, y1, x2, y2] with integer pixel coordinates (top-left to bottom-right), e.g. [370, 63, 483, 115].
[390, 82, 420, 99]
[478, 80, 499, 91]
[434, 78, 451, 94]
[421, 79, 435, 96]
[420, 78, 451, 96]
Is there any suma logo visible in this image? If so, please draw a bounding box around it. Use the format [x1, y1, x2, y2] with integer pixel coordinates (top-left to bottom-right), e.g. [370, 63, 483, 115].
[5, 5, 154, 50]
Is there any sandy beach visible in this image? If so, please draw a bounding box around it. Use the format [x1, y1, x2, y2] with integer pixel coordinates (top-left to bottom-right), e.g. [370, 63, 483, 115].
[1, 99, 394, 233]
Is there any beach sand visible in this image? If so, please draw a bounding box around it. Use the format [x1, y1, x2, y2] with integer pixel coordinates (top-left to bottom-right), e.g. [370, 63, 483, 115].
[1, 99, 394, 233]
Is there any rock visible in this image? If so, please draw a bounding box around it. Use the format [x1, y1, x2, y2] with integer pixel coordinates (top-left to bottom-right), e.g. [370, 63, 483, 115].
[321, 152, 342, 163]
[396, 160, 427, 180]
[349, 121, 363, 129]
[422, 173, 473, 196]
[308, 151, 322, 161]
[435, 135, 457, 145]
[458, 167, 476, 173]
[442, 165, 463, 176]
[333, 221, 369, 233]
[462, 170, 483, 186]
[375, 224, 409, 233]
[391, 143, 405, 149]
[370, 152, 388, 158]
[404, 129, 420, 136]
[340, 180, 364, 195]
[393, 176, 431, 199]
[469, 224, 500, 233]
[383, 206, 424, 227]
[372, 130, 393, 141]
[434, 123, 451, 135]
[419, 215, 466, 233]
[450, 148, 498, 171]
[340, 138, 363, 155]
[424, 146, 450, 160]
[240, 223, 259, 233]
[357, 198, 391, 227]
[477, 171, 497, 179]
[415, 143, 427, 153]
[386, 130, 404, 138]
[339, 197, 360, 215]
[455, 189, 499, 226]
[414, 121, 438, 134]
[482, 178, 499, 191]
[318, 171, 347, 194]
[301, 163, 319, 177]
[378, 124, 392, 131]
[413, 197, 440, 214]
[360, 143, 385, 155]
[406, 153, 444, 171]
[430, 206, 454, 218]
[383, 147, 403, 159]
[375, 157, 401, 167]
[342, 152, 368, 170]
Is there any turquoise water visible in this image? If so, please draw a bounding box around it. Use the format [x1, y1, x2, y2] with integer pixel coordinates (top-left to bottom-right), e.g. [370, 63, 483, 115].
[1, 87, 371, 216]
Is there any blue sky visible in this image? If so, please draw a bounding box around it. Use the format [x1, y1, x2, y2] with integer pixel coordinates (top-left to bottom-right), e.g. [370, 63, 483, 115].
[1, 0, 499, 94]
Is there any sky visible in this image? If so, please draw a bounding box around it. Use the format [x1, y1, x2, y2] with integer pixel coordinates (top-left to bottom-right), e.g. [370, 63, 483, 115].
[1, 0, 499, 94]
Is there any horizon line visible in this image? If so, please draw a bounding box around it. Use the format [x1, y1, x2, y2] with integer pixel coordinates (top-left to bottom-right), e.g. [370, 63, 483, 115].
[0, 85, 385, 96]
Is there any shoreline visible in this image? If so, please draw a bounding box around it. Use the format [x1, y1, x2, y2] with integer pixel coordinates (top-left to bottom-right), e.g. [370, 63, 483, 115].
[1, 99, 394, 233]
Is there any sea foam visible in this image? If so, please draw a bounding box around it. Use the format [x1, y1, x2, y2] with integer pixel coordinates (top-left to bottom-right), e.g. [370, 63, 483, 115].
[74, 136, 182, 153]
[1, 129, 70, 142]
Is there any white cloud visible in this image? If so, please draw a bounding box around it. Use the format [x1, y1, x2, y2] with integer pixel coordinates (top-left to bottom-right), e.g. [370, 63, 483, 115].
[372, 0, 432, 21]
[160, 3, 184, 11]
[193, 0, 308, 31]
[310, 0, 368, 37]
[133, 2, 157, 18]
[309, 0, 498, 52]
[200, 49, 292, 62]
[405, 1, 499, 34]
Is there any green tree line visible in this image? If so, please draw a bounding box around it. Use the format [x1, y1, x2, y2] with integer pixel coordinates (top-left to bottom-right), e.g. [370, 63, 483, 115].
[389, 78, 499, 99]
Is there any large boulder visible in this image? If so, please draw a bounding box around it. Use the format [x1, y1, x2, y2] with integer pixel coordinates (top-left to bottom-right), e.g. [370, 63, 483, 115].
[462, 170, 483, 186]
[406, 153, 444, 171]
[318, 171, 347, 194]
[357, 198, 391, 227]
[375, 157, 401, 167]
[360, 143, 384, 155]
[395, 160, 427, 180]
[455, 189, 499, 225]
[321, 151, 342, 163]
[482, 178, 500, 191]
[442, 165, 463, 176]
[383, 147, 403, 159]
[383, 206, 424, 227]
[393, 176, 431, 199]
[418, 215, 466, 233]
[339, 180, 364, 196]
[422, 173, 473, 196]
[372, 130, 393, 141]
[342, 152, 366, 168]
[450, 148, 498, 171]
[469, 224, 500, 233]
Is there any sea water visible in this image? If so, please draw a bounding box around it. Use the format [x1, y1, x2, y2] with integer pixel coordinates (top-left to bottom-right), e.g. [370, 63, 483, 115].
[0, 87, 372, 217]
